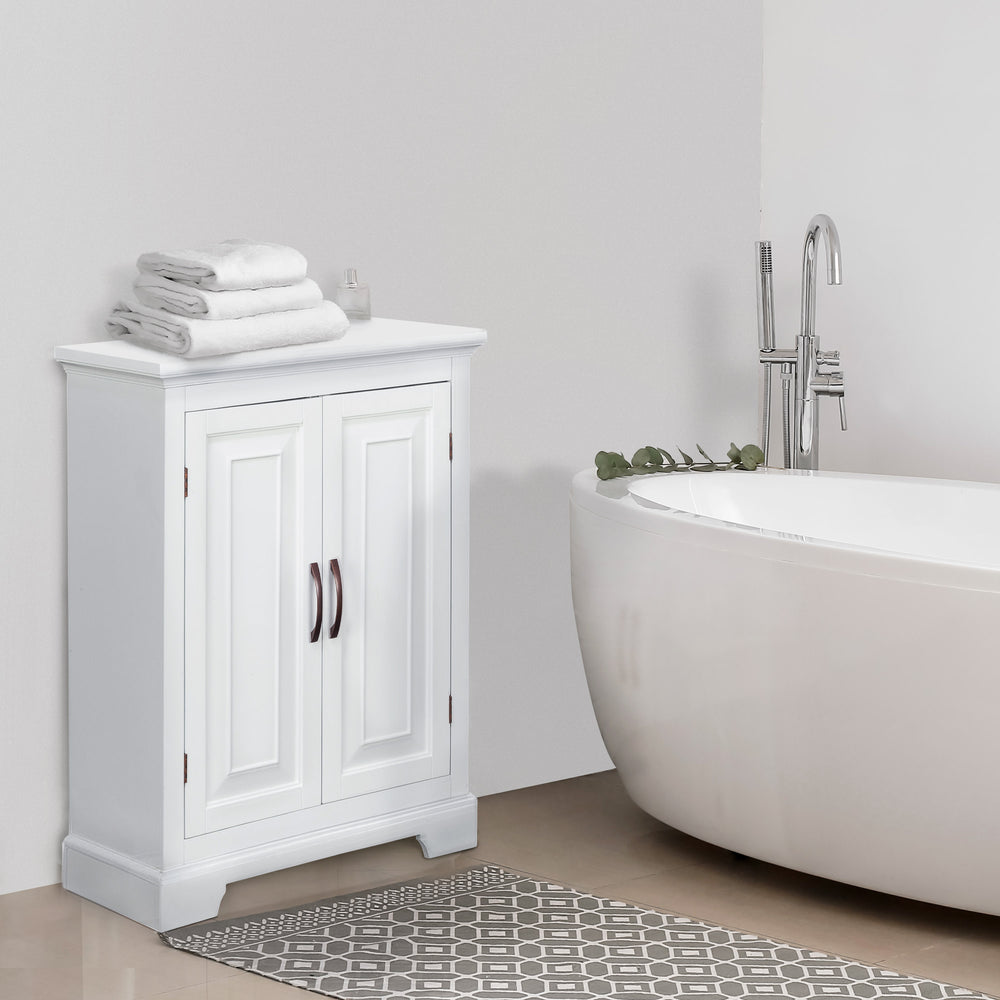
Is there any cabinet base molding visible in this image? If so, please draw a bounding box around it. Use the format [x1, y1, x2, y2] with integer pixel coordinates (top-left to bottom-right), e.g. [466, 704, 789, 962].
[63, 793, 478, 932]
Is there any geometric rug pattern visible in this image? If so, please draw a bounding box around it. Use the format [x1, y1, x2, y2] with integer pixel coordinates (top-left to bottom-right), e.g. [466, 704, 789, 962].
[161, 865, 994, 999]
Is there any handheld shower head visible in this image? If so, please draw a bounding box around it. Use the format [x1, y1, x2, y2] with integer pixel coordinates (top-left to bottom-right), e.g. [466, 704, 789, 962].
[758, 241, 772, 273]
[755, 240, 778, 467]
[755, 241, 776, 352]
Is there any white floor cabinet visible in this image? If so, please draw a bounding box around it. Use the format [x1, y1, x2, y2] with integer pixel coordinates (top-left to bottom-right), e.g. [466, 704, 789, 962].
[55, 319, 485, 931]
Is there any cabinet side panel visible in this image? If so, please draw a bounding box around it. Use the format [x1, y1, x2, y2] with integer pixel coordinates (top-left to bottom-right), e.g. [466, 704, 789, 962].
[65, 374, 169, 865]
[448, 356, 473, 793]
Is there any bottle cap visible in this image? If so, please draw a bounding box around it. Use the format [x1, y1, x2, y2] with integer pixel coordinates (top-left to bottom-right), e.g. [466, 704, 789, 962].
[344, 268, 358, 287]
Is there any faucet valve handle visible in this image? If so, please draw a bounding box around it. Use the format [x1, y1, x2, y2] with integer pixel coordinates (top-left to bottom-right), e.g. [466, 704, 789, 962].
[810, 371, 847, 431]
[816, 350, 841, 366]
[811, 370, 848, 432]
[811, 371, 844, 392]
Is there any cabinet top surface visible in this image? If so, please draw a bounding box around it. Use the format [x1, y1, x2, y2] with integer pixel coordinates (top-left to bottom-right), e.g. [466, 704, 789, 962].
[55, 317, 486, 382]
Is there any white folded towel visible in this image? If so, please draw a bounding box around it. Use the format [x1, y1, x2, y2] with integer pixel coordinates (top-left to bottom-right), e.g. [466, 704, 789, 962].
[133, 273, 324, 319]
[106, 296, 349, 358]
[136, 238, 308, 291]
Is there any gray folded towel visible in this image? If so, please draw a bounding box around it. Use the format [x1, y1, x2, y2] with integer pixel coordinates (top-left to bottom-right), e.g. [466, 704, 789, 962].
[106, 296, 349, 358]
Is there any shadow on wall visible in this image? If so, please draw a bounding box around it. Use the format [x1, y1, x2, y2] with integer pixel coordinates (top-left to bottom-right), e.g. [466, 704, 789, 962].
[468, 464, 612, 794]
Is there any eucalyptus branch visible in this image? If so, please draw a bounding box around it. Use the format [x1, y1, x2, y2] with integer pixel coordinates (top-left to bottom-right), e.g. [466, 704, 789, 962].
[594, 442, 764, 481]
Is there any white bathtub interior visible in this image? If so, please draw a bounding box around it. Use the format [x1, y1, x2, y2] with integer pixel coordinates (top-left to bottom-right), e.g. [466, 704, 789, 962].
[627, 468, 1000, 570]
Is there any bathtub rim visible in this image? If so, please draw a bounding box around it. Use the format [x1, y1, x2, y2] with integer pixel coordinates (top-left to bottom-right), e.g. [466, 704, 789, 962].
[570, 468, 1000, 594]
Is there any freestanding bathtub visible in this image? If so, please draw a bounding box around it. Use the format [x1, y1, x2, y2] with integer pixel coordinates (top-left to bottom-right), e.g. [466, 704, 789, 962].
[570, 466, 1000, 916]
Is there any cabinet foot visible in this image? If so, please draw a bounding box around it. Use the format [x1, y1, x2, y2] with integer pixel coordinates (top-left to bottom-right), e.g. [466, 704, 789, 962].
[416, 794, 478, 857]
[63, 835, 228, 932]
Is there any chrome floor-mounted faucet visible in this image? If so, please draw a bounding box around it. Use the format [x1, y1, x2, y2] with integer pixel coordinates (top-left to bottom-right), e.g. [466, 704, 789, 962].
[756, 214, 847, 470]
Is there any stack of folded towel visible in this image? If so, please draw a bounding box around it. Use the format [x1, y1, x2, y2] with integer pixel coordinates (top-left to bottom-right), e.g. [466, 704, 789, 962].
[106, 239, 350, 358]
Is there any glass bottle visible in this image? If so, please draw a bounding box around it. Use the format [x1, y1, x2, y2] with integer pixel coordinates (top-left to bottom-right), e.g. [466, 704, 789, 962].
[335, 268, 371, 321]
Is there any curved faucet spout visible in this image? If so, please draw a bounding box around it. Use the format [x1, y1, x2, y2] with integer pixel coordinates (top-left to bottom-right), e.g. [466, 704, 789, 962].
[800, 213, 842, 339]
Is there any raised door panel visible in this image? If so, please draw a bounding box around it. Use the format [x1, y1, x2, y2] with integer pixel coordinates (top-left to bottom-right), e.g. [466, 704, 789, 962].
[185, 399, 323, 836]
[322, 383, 452, 802]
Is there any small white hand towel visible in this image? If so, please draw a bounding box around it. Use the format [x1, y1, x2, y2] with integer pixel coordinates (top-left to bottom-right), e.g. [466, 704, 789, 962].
[133, 273, 324, 319]
[106, 296, 349, 358]
[136, 238, 308, 291]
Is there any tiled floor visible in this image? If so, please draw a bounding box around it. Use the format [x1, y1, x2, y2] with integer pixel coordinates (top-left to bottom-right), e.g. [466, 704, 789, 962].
[1, 769, 998, 999]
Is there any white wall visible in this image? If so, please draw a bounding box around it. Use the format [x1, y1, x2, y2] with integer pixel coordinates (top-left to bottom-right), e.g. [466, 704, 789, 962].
[0, 1, 762, 894]
[762, 0, 1000, 481]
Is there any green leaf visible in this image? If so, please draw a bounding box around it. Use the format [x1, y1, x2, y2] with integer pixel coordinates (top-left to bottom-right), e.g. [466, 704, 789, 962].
[727, 442, 742, 463]
[595, 450, 631, 479]
[677, 448, 694, 466]
[691, 463, 718, 472]
[594, 452, 615, 478]
[631, 447, 652, 467]
[740, 444, 765, 471]
[696, 444, 715, 463]
[645, 446, 663, 466]
[658, 448, 677, 468]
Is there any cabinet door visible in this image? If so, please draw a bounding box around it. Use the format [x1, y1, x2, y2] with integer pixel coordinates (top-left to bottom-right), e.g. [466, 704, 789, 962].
[322, 383, 452, 801]
[185, 399, 323, 836]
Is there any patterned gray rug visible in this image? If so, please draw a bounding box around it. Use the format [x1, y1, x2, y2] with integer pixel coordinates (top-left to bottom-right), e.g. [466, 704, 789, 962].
[161, 864, 991, 999]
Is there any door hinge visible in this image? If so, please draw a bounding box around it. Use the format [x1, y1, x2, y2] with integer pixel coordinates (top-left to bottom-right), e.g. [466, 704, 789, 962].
[449, 433, 453, 461]
[184, 467, 189, 498]
[448, 695, 453, 724]
[183, 753, 188, 784]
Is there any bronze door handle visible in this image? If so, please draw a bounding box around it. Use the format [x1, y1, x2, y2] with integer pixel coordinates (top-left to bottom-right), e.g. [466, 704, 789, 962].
[329, 558, 343, 639]
[309, 562, 322, 643]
